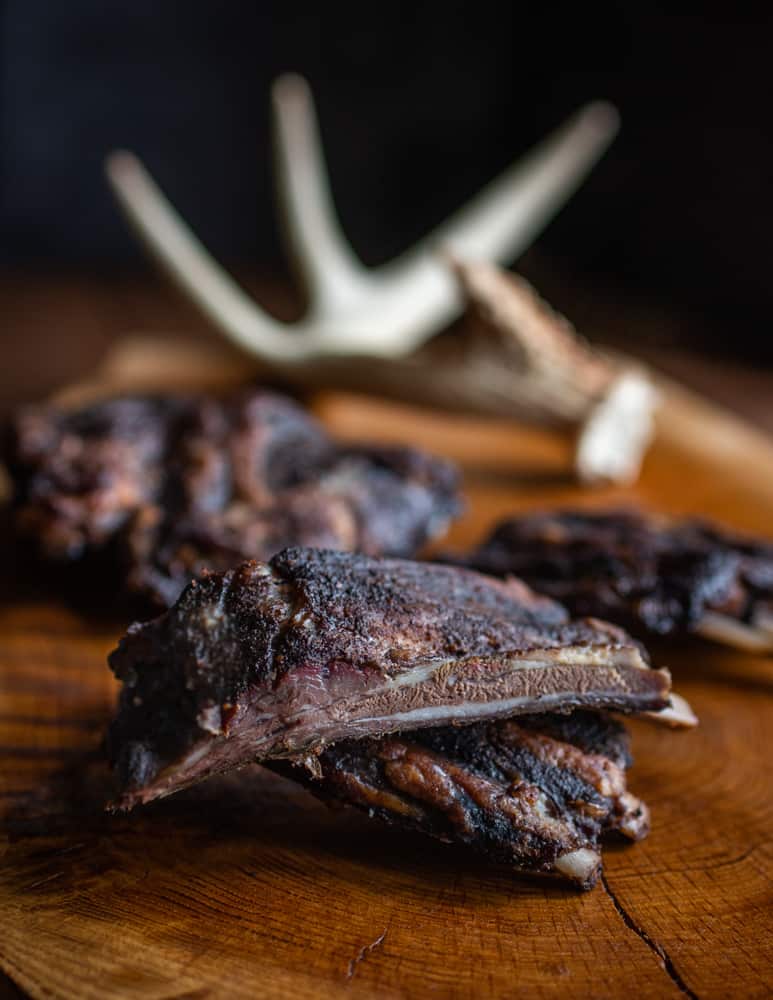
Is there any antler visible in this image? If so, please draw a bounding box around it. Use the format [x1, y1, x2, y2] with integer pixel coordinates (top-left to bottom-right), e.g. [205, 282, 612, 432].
[105, 76, 655, 484]
[293, 260, 657, 485]
[105, 74, 619, 360]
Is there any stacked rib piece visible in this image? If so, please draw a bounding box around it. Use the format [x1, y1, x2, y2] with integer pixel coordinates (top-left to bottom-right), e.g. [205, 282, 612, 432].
[106, 547, 682, 889]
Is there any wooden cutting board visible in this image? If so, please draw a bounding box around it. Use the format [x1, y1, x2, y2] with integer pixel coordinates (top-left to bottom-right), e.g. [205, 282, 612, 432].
[1, 340, 772, 999]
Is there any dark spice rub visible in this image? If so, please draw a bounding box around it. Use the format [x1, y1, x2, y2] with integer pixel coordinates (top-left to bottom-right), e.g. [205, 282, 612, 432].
[448, 508, 773, 650]
[4, 389, 461, 607]
[108, 548, 671, 810]
[276, 709, 648, 889]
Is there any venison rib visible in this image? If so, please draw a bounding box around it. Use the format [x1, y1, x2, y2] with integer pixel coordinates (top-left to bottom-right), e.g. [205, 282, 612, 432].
[4, 390, 461, 607]
[448, 509, 773, 650]
[108, 548, 671, 809]
[275, 709, 648, 890]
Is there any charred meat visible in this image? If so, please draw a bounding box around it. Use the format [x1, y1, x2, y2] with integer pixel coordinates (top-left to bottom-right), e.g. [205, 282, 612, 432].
[3, 396, 184, 560]
[449, 509, 773, 650]
[108, 548, 671, 809]
[4, 390, 461, 607]
[276, 710, 648, 890]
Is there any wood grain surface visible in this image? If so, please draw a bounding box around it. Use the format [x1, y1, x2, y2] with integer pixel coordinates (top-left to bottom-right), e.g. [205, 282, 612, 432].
[1, 343, 772, 999]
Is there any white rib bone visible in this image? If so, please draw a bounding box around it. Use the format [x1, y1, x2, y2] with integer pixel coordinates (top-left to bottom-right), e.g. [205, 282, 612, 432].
[106, 77, 618, 361]
[695, 612, 773, 653]
[643, 693, 699, 728]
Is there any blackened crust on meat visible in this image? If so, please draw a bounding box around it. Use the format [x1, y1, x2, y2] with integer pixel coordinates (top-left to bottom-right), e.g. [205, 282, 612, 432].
[109, 561, 293, 792]
[317, 445, 461, 560]
[275, 710, 648, 889]
[108, 549, 670, 810]
[4, 389, 462, 607]
[448, 508, 773, 639]
[513, 710, 632, 768]
[3, 396, 186, 560]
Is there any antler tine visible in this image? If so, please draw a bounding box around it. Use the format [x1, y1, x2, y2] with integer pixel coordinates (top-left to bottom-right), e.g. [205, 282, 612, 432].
[367, 101, 621, 354]
[325, 99, 621, 356]
[272, 74, 369, 317]
[105, 151, 312, 363]
[425, 101, 620, 262]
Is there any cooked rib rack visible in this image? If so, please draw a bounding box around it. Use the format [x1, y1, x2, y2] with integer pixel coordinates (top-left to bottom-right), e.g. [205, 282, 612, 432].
[108, 548, 672, 810]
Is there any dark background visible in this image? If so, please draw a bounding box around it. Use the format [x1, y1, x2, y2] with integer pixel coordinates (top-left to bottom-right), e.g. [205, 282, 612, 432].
[2, 3, 772, 362]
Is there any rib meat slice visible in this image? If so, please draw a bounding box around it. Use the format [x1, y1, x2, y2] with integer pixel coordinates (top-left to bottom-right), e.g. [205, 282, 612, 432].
[4, 389, 461, 607]
[108, 548, 671, 809]
[447, 509, 773, 650]
[273, 709, 648, 890]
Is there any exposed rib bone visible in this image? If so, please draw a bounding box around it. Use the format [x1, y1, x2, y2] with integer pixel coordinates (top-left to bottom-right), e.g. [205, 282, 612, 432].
[643, 693, 699, 729]
[554, 848, 602, 887]
[753, 608, 773, 639]
[695, 611, 773, 653]
[106, 78, 618, 360]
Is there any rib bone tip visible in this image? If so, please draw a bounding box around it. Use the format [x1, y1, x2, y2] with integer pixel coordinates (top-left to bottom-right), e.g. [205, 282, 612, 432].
[554, 847, 602, 888]
[644, 692, 698, 729]
[695, 611, 773, 653]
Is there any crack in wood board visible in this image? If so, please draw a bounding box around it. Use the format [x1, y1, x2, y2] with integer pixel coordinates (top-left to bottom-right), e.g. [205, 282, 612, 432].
[601, 874, 699, 999]
[346, 929, 388, 981]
